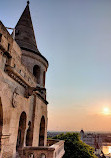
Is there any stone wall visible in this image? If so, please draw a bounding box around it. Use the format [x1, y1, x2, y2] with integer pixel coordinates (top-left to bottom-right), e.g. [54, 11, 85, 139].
[0, 21, 48, 158]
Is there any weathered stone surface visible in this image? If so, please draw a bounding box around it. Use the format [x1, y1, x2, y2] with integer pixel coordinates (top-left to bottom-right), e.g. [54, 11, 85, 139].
[0, 2, 64, 158]
[0, 9, 48, 158]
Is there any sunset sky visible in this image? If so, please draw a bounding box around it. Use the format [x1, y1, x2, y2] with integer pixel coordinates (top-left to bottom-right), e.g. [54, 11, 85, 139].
[1, 0, 111, 132]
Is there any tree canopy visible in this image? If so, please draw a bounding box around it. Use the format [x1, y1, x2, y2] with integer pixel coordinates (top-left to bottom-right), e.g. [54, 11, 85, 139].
[53, 132, 98, 158]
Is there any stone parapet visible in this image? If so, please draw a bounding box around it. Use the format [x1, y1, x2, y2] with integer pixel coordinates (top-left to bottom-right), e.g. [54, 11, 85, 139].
[22, 139, 65, 158]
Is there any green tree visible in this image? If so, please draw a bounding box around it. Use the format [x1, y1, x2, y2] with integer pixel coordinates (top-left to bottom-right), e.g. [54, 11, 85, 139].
[53, 133, 97, 158]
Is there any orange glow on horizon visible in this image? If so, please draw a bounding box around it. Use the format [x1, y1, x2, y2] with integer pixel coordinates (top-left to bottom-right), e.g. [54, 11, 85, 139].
[48, 101, 111, 131]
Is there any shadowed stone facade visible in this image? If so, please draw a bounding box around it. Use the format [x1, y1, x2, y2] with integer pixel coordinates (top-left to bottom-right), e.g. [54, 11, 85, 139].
[0, 2, 65, 158]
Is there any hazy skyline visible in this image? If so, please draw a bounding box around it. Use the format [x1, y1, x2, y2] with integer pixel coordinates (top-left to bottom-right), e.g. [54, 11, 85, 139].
[1, 0, 111, 131]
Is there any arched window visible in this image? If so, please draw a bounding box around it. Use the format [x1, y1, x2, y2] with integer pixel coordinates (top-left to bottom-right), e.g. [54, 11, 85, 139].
[43, 71, 46, 87]
[26, 121, 33, 146]
[16, 112, 27, 150]
[33, 65, 40, 84]
[0, 98, 3, 152]
[39, 116, 45, 146]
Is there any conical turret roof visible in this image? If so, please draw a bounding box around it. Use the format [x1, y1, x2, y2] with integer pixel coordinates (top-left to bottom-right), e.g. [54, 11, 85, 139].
[15, 1, 39, 53]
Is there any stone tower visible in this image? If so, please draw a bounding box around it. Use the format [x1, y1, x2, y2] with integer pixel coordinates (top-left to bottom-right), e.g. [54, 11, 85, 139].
[15, 1, 48, 88]
[0, 2, 65, 158]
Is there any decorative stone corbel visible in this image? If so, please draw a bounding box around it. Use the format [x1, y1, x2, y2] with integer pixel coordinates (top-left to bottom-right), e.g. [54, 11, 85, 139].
[24, 86, 45, 98]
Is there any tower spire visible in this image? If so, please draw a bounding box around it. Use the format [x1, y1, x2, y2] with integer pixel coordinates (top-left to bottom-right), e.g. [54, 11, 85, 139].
[27, 1, 30, 5]
[15, 2, 40, 54]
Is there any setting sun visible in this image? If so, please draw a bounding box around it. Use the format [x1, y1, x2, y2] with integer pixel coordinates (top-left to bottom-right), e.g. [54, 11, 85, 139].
[103, 107, 110, 115]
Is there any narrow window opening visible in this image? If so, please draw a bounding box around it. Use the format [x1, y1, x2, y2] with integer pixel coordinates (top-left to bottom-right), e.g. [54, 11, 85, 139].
[33, 65, 40, 84]
[16, 112, 27, 150]
[26, 121, 33, 146]
[8, 43, 10, 51]
[0, 34, 2, 42]
[39, 116, 45, 146]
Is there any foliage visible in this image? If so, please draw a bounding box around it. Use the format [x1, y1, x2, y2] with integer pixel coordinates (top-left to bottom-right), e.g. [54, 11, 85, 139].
[53, 132, 98, 158]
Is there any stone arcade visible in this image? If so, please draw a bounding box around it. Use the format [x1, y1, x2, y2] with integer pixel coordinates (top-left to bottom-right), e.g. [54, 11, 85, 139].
[0, 2, 65, 158]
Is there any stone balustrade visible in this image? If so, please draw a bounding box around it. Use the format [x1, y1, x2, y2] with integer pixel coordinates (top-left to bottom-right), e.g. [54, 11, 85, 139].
[22, 139, 65, 158]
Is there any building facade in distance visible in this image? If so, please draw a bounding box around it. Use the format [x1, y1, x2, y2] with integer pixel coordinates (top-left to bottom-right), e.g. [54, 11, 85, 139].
[80, 130, 102, 156]
[0, 2, 65, 158]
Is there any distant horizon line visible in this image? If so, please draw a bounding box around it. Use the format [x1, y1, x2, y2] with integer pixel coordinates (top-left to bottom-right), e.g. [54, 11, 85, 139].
[48, 130, 111, 133]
